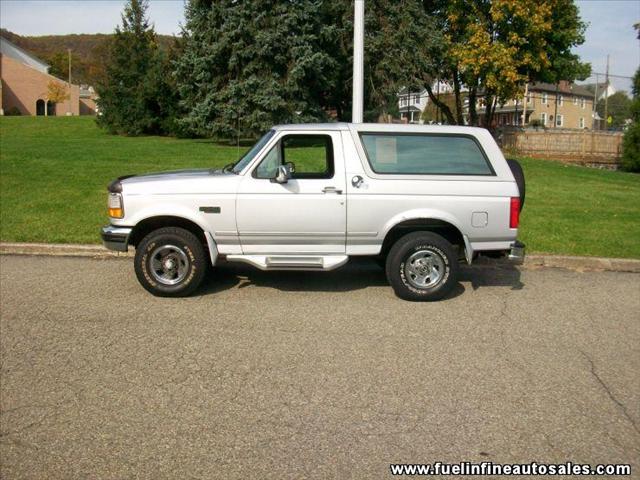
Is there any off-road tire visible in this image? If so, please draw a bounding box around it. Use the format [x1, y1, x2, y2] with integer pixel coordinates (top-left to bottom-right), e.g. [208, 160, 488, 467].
[134, 227, 207, 297]
[385, 232, 459, 301]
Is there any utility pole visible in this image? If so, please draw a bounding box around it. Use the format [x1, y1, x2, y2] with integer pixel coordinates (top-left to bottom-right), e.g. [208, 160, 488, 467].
[553, 83, 559, 128]
[352, 0, 364, 123]
[521, 82, 528, 126]
[67, 48, 72, 116]
[593, 73, 599, 130]
[603, 54, 610, 131]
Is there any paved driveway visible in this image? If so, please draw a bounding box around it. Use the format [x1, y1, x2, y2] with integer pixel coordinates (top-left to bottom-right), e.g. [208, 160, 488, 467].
[1, 255, 639, 479]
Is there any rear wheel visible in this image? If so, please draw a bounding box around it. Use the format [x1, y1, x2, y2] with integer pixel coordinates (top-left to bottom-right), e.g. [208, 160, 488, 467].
[134, 227, 207, 297]
[386, 232, 458, 301]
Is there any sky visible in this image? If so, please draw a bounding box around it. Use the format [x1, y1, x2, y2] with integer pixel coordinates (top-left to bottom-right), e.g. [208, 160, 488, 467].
[1, 0, 638, 91]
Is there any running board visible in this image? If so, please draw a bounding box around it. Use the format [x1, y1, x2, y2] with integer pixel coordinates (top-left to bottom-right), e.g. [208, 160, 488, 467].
[225, 254, 349, 271]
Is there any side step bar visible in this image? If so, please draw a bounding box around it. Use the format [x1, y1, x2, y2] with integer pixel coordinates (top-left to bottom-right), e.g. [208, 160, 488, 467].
[225, 255, 349, 271]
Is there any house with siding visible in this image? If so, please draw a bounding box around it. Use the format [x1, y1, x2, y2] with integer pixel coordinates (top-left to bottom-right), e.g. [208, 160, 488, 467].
[475, 81, 595, 129]
[397, 81, 456, 124]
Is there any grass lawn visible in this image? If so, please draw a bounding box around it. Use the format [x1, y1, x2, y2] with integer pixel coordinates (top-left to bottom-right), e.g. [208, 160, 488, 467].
[1, 116, 639, 258]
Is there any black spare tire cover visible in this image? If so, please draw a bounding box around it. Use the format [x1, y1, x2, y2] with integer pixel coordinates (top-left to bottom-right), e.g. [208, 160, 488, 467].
[506, 159, 525, 211]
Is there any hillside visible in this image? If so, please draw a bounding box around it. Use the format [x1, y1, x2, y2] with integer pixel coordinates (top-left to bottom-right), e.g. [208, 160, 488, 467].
[0, 29, 178, 86]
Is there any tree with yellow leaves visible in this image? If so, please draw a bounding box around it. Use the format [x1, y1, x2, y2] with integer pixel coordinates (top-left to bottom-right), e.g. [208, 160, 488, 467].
[47, 81, 70, 106]
[423, 0, 590, 128]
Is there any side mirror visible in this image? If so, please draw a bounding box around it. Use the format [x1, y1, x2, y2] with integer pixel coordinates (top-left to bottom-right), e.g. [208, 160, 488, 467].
[270, 162, 294, 184]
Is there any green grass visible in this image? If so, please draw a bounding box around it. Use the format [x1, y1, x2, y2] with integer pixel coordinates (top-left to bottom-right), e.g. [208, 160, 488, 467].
[513, 156, 640, 258]
[1, 116, 639, 258]
[0, 117, 242, 244]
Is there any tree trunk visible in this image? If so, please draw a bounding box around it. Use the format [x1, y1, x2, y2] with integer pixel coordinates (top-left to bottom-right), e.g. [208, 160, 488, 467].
[484, 93, 498, 130]
[424, 82, 456, 124]
[483, 93, 493, 128]
[468, 87, 478, 126]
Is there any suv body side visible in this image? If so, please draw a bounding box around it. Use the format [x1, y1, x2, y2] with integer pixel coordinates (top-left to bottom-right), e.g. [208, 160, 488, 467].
[343, 124, 519, 258]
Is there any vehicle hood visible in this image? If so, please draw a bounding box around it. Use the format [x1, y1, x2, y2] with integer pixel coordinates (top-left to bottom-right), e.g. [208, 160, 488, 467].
[119, 168, 240, 195]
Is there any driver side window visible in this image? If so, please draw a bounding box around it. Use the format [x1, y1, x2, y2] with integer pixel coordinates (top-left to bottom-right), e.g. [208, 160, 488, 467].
[253, 134, 334, 179]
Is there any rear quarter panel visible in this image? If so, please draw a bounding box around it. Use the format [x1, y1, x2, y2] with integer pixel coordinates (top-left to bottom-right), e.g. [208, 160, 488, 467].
[342, 127, 519, 255]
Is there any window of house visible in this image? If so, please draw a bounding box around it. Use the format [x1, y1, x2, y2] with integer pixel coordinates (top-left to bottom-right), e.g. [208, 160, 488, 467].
[542, 93, 548, 105]
[526, 94, 531, 104]
[541, 112, 547, 125]
[573, 96, 578, 105]
[558, 95, 564, 106]
[359, 133, 493, 176]
[556, 114, 564, 127]
[254, 135, 334, 179]
[579, 117, 585, 129]
[414, 95, 420, 104]
[580, 98, 586, 109]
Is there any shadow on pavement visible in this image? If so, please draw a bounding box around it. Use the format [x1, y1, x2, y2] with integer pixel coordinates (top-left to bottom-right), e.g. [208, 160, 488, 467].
[197, 257, 524, 297]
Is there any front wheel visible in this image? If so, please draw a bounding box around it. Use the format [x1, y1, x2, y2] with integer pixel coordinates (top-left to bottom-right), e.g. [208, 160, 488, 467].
[386, 232, 459, 301]
[134, 227, 207, 297]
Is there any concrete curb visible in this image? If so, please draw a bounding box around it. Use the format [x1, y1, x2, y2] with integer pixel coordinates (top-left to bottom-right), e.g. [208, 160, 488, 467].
[0, 243, 133, 259]
[1, 242, 639, 273]
[521, 254, 640, 273]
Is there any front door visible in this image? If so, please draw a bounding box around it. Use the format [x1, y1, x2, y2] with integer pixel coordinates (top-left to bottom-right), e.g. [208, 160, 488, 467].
[236, 132, 347, 254]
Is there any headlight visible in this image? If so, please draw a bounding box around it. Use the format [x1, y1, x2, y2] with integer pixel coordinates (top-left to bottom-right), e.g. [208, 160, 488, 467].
[108, 193, 124, 218]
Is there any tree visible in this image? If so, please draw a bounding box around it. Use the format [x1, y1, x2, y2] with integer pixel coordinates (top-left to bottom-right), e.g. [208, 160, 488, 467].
[47, 81, 69, 105]
[174, 0, 442, 137]
[597, 91, 632, 130]
[621, 33, 640, 171]
[421, 93, 456, 124]
[95, 0, 177, 135]
[175, 0, 337, 139]
[423, 0, 590, 127]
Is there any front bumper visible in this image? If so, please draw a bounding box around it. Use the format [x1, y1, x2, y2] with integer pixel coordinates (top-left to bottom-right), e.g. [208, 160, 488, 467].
[507, 240, 526, 265]
[101, 225, 132, 252]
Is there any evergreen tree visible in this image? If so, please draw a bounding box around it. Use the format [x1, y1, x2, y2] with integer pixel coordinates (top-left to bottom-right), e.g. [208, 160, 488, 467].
[175, 0, 337, 138]
[174, 0, 442, 137]
[96, 0, 177, 135]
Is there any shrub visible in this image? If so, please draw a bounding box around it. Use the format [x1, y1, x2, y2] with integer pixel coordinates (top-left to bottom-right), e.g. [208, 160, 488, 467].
[4, 106, 22, 116]
[621, 123, 640, 172]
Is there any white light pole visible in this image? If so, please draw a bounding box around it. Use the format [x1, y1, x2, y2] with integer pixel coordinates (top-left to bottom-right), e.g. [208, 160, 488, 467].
[352, 0, 364, 123]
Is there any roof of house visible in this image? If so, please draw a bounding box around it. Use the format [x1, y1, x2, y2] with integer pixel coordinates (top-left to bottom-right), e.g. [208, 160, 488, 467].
[0, 36, 50, 74]
[529, 82, 593, 97]
[398, 87, 427, 95]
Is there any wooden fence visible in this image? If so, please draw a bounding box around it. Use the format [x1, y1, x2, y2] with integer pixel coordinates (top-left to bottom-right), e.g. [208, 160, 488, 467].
[500, 128, 624, 166]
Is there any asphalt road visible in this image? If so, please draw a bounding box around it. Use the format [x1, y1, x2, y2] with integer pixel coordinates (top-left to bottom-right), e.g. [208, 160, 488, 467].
[1, 255, 639, 479]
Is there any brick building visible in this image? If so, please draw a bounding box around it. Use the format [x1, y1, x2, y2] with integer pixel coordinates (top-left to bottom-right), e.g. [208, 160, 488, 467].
[0, 36, 81, 116]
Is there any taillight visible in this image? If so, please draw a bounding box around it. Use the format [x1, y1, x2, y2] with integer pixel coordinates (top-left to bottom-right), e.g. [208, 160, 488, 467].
[510, 197, 520, 228]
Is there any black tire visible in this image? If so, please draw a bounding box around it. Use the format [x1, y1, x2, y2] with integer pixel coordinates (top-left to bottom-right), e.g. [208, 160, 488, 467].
[134, 227, 207, 297]
[506, 159, 525, 211]
[385, 232, 459, 301]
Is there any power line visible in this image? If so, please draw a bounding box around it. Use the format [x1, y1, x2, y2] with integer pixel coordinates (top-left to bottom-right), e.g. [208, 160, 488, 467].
[587, 72, 633, 80]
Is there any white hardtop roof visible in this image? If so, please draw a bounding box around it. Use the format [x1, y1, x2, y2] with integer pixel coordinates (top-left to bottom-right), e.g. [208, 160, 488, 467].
[272, 123, 488, 135]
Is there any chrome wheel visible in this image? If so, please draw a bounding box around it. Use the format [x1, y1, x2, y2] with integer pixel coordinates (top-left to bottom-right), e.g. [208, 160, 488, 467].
[149, 245, 189, 286]
[404, 249, 445, 289]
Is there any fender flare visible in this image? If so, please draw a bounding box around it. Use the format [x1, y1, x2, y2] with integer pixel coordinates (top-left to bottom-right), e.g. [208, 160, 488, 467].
[381, 209, 472, 264]
[128, 207, 219, 266]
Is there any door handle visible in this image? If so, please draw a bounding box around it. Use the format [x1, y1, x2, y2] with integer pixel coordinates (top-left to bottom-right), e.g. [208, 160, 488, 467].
[322, 186, 343, 194]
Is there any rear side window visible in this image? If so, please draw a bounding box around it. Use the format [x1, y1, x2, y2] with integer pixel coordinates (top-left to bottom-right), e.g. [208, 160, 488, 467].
[360, 133, 493, 175]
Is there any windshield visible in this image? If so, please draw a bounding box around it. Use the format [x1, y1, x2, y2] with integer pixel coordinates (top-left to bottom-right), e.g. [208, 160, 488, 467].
[230, 130, 276, 174]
